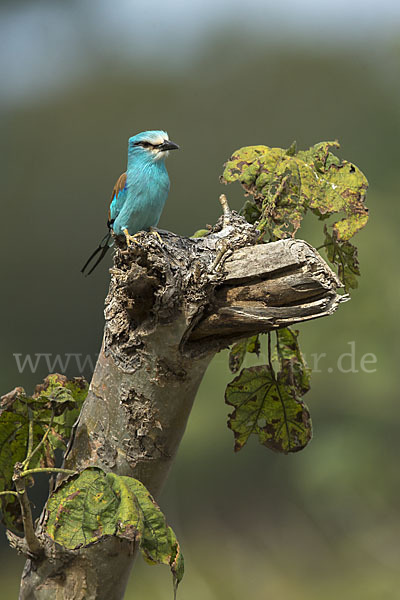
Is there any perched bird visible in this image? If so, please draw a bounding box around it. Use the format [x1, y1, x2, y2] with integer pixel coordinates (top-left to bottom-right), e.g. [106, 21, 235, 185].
[81, 130, 179, 275]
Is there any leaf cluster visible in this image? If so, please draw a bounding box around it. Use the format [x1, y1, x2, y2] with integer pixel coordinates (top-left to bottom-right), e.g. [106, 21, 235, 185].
[226, 329, 312, 453]
[0, 375, 184, 592]
[0, 374, 88, 531]
[222, 140, 368, 454]
[221, 140, 369, 292]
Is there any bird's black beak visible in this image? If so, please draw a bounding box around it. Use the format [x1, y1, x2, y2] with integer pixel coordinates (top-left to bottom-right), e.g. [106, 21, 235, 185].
[160, 140, 180, 151]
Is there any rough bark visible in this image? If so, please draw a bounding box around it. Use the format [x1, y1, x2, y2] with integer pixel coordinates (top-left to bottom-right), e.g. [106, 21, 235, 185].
[17, 202, 345, 599]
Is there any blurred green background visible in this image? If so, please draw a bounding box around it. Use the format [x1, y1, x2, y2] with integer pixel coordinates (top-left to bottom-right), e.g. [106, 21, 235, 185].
[1, 1, 399, 598]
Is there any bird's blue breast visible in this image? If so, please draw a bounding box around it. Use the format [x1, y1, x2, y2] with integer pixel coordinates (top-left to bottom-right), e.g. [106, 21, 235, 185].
[112, 159, 170, 236]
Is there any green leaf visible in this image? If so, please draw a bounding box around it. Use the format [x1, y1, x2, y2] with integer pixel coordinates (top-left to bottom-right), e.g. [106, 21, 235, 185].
[45, 468, 184, 586]
[191, 228, 210, 238]
[332, 212, 369, 242]
[229, 335, 260, 373]
[221, 145, 275, 187]
[275, 328, 311, 396]
[225, 365, 312, 454]
[0, 399, 42, 530]
[285, 140, 297, 156]
[221, 140, 369, 242]
[222, 145, 310, 238]
[300, 142, 369, 242]
[296, 140, 341, 169]
[0, 374, 88, 531]
[45, 468, 131, 547]
[239, 199, 261, 224]
[324, 227, 360, 292]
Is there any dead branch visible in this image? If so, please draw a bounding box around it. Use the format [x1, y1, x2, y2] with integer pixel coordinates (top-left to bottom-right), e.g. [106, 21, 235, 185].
[18, 205, 344, 600]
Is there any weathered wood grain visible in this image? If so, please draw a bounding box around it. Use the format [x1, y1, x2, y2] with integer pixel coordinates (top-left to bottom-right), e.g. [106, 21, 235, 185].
[190, 238, 345, 342]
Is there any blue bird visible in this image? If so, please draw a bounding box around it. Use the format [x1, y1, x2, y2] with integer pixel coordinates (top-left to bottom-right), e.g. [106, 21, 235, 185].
[81, 130, 179, 275]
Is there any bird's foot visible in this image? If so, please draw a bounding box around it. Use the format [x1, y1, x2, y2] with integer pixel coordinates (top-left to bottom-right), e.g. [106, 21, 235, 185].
[123, 228, 141, 246]
[148, 227, 163, 244]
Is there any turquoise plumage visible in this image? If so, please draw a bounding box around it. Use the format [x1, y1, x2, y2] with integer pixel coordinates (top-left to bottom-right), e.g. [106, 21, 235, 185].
[82, 130, 179, 275]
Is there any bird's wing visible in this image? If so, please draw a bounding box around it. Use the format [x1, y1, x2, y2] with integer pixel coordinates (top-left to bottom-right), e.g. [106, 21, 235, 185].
[81, 172, 127, 276]
[108, 172, 127, 226]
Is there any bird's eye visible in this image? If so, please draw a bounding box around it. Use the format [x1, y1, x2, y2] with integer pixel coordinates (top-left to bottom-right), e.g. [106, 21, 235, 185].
[134, 141, 152, 148]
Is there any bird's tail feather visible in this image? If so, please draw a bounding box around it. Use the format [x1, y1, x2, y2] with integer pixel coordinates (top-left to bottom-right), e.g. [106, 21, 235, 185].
[81, 232, 112, 276]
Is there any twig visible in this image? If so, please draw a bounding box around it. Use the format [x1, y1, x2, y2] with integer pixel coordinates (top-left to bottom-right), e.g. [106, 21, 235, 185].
[6, 530, 31, 556]
[20, 467, 76, 478]
[24, 413, 54, 468]
[267, 332, 273, 372]
[12, 470, 42, 557]
[219, 194, 231, 227]
[22, 408, 34, 469]
[10, 457, 75, 557]
[275, 330, 283, 371]
[210, 240, 232, 271]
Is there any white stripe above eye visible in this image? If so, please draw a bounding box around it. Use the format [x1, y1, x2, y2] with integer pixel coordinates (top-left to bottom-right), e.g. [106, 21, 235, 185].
[147, 134, 168, 146]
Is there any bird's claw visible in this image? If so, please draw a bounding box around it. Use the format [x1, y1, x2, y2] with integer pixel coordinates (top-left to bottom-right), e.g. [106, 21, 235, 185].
[123, 228, 141, 246]
[123, 227, 163, 247]
[148, 227, 163, 244]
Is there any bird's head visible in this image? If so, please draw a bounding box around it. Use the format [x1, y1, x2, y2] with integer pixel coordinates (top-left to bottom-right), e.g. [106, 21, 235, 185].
[128, 130, 179, 162]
